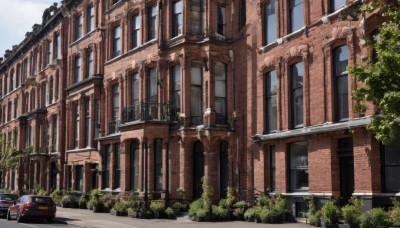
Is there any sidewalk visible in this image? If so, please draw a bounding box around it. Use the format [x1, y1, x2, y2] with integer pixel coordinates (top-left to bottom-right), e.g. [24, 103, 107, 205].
[55, 207, 310, 228]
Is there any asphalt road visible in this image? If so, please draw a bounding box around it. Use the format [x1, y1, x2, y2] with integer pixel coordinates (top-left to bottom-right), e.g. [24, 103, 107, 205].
[0, 217, 74, 228]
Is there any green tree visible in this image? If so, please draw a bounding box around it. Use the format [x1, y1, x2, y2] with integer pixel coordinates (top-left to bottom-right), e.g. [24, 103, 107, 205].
[349, 0, 400, 144]
[0, 136, 17, 189]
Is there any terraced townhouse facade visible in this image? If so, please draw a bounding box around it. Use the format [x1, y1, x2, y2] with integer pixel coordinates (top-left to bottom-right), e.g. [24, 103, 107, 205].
[0, 0, 396, 217]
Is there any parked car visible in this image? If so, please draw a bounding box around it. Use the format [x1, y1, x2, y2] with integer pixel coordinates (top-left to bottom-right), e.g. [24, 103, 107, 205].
[0, 194, 18, 217]
[7, 195, 56, 223]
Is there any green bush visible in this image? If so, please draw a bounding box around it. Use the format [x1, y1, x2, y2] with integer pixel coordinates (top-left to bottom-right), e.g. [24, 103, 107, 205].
[308, 210, 321, 226]
[259, 208, 272, 222]
[360, 208, 389, 228]
[61, 195, 74, 204]
[113, 201, 128, 213]
[389, 207, 400, 227]
[165, 207, 174, 216]
[273, 194, 288, 214]
[257, 194, 271, 208]
[201, 177, 213, 211]
[101, 193, 116, 208]
[342, 204, 361, 224]
[189, 199, 203, 217]
[37, 188, 48, 196]
[233, 200, 249, 209]
[225, 185, 237, 208]
[244, 207, 256, 220]
[321, 199, 339, 224]
[172, 201, 183, 209]
[50, 190, 64, 206]
[150, 201, 164, 213]
[79, 194, 88, 203]
[212, 205, 228, 219]
[88, 189, 102, 207]
[196, 208, 208, 218]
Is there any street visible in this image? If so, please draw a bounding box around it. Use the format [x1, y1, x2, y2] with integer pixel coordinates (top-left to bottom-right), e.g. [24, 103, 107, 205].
[0, 218, 74, 228]
[0, 207, 311, 228]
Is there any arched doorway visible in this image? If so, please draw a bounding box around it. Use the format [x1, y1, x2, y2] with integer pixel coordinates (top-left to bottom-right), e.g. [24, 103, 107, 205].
[193, 141, 204, 199]
[130, 141, 140, 191]
[220, 141, 229, 199]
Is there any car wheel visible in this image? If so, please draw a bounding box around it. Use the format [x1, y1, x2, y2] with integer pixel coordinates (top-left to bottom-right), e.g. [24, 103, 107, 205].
[16, 211, 23, 223]
[47, 217, 53, 223]
[7, 211, 11, 220]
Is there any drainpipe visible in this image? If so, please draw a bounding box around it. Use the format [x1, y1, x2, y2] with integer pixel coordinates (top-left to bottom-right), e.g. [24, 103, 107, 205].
[165, 141, 170, 206]
[251, 140, 255, 206]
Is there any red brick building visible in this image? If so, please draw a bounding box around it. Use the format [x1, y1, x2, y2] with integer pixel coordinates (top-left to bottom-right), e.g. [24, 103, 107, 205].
[0, 0, 395, 217]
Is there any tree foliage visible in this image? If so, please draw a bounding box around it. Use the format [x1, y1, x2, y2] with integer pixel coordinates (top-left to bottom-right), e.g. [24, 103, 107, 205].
[349, 0, 400, 144]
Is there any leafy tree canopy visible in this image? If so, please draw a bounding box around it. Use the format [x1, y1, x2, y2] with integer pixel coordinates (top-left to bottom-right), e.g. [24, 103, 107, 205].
[349, 0, 400, 144]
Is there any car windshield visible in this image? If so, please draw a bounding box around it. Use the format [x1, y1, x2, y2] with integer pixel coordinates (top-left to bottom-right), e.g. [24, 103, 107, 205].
[0, 194, 18, 201]
[32, 197, 53, 204]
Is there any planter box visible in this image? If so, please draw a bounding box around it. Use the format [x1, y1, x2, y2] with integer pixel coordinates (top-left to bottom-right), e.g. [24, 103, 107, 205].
[93, 204, 103, 213]
[110, 210, 127, 216]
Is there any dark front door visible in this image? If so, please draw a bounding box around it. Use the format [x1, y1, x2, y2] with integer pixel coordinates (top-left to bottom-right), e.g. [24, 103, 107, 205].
[50, 162, 57, 191]
[193, 141, 204, 199]
[338, 138, 354, 206]
[220, 141, 229, 199]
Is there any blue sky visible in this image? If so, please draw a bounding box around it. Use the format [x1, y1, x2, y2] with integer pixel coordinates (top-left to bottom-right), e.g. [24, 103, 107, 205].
[0, 0, 61, 57]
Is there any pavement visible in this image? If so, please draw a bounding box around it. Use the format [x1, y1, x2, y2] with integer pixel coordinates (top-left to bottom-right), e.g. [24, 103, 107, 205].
[55, 207, 311, 228]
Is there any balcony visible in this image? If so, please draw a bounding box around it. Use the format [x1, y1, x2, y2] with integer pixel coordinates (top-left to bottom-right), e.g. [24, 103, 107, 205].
[108, 120, 120, 134]
[216, 113, 228, 125]
[121, 102, 178, 124]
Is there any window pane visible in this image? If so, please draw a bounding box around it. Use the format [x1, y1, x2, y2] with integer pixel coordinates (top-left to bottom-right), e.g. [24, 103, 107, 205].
[291, 63, 303, 128]
[331, 0, 346, 12]
[154, 139, 163, 191]
[289, 141, 308, 191]
[217, 6, 226, 35]
[337, 76, 348, 120]
[265, 0, 277, 44]
[191, 0, 203, 34]
[334, 46, 348, 76]
[289, 0, 303, 32]
[385, 167, 400, 192]
[131, 73, 139, 105]
[148, 68, 157, 103]
[172, 65, 181, 111]
[266, 70, 277, 132]
[385, 141, 400, 165]
[334, 46, 349, 121]
[173, 0, 183, 37]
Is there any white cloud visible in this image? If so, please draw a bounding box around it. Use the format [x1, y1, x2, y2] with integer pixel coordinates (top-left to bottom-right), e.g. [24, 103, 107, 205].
[0, 0, 61, 57]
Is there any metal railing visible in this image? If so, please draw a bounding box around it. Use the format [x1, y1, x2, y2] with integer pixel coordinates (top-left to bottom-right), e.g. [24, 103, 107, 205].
[108, 120, 120, 134]
[121, 102, 178, 124]
[216, 113, 228, 125]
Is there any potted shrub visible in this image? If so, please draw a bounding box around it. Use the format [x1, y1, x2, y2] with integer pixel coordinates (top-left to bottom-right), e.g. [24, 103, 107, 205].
[140, 209, 154, 219]
[101, 193, 116, 213]
[244, 207, 256, 222]
[321, 200, 339, 228]
[172, 201, 183, 216]
[342, 205, 361, 228]
[88, 189, 103, 213]
[165, 207, 176, 219]
[270, 208, 283, 224]
[50, 190, 64, 207]
[211, 205, 228, 221]
[309, 210, 322, 227]
[111, 201, 128, 216]
[61, 195, 73, 208]
[254, 207, 263, 223]
[79, 194, 88, 209]
[259, 208, 272, 224]
[150, 201, 164, 219]
[369, 208, 389, 227]
[196, 208, 208, 222]
[127, 208, 136, 218]
[274, 194, 289, 221]
[189, 199, 202, 221]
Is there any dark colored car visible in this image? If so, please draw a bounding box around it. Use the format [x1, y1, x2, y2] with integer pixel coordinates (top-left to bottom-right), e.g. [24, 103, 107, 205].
[0, 194, 18, 217]
[7, 195, 56, 223]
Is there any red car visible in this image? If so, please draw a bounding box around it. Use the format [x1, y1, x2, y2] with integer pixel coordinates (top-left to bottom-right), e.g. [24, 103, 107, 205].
[0, 194, 18, 217]
[7, 195, 56, 223]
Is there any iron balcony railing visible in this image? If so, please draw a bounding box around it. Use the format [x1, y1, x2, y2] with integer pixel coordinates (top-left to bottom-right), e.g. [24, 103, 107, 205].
[121, 102, 178, 124]
[108, 119, 120, 134]
[216, 113, 228, 125]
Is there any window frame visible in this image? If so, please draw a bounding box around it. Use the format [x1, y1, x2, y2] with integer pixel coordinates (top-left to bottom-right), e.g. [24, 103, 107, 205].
[87, 5, 95, 33]
[86, 49, 93, 79]
[215, 62, 227, 125]
[131, 14, 141, 49]
[172, 0, 183, 38]
[74, 56, 81, 83]
[333, 45, 349, 122]
[75, 15, 83, 40]
[289, 0, 303, 33]
[264, 0, 277, 45]
[112, 25, 121, 58]
[171, 65, 181, 113]
[148, 5, 158, 41]
[217, 5, 226, 36]
[288, 141, 308, 192]
[190, 61, 203, 126]
[290, 62, 304, 129]
[265, 70, 278, 133]
[74, 103, 80, 148]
